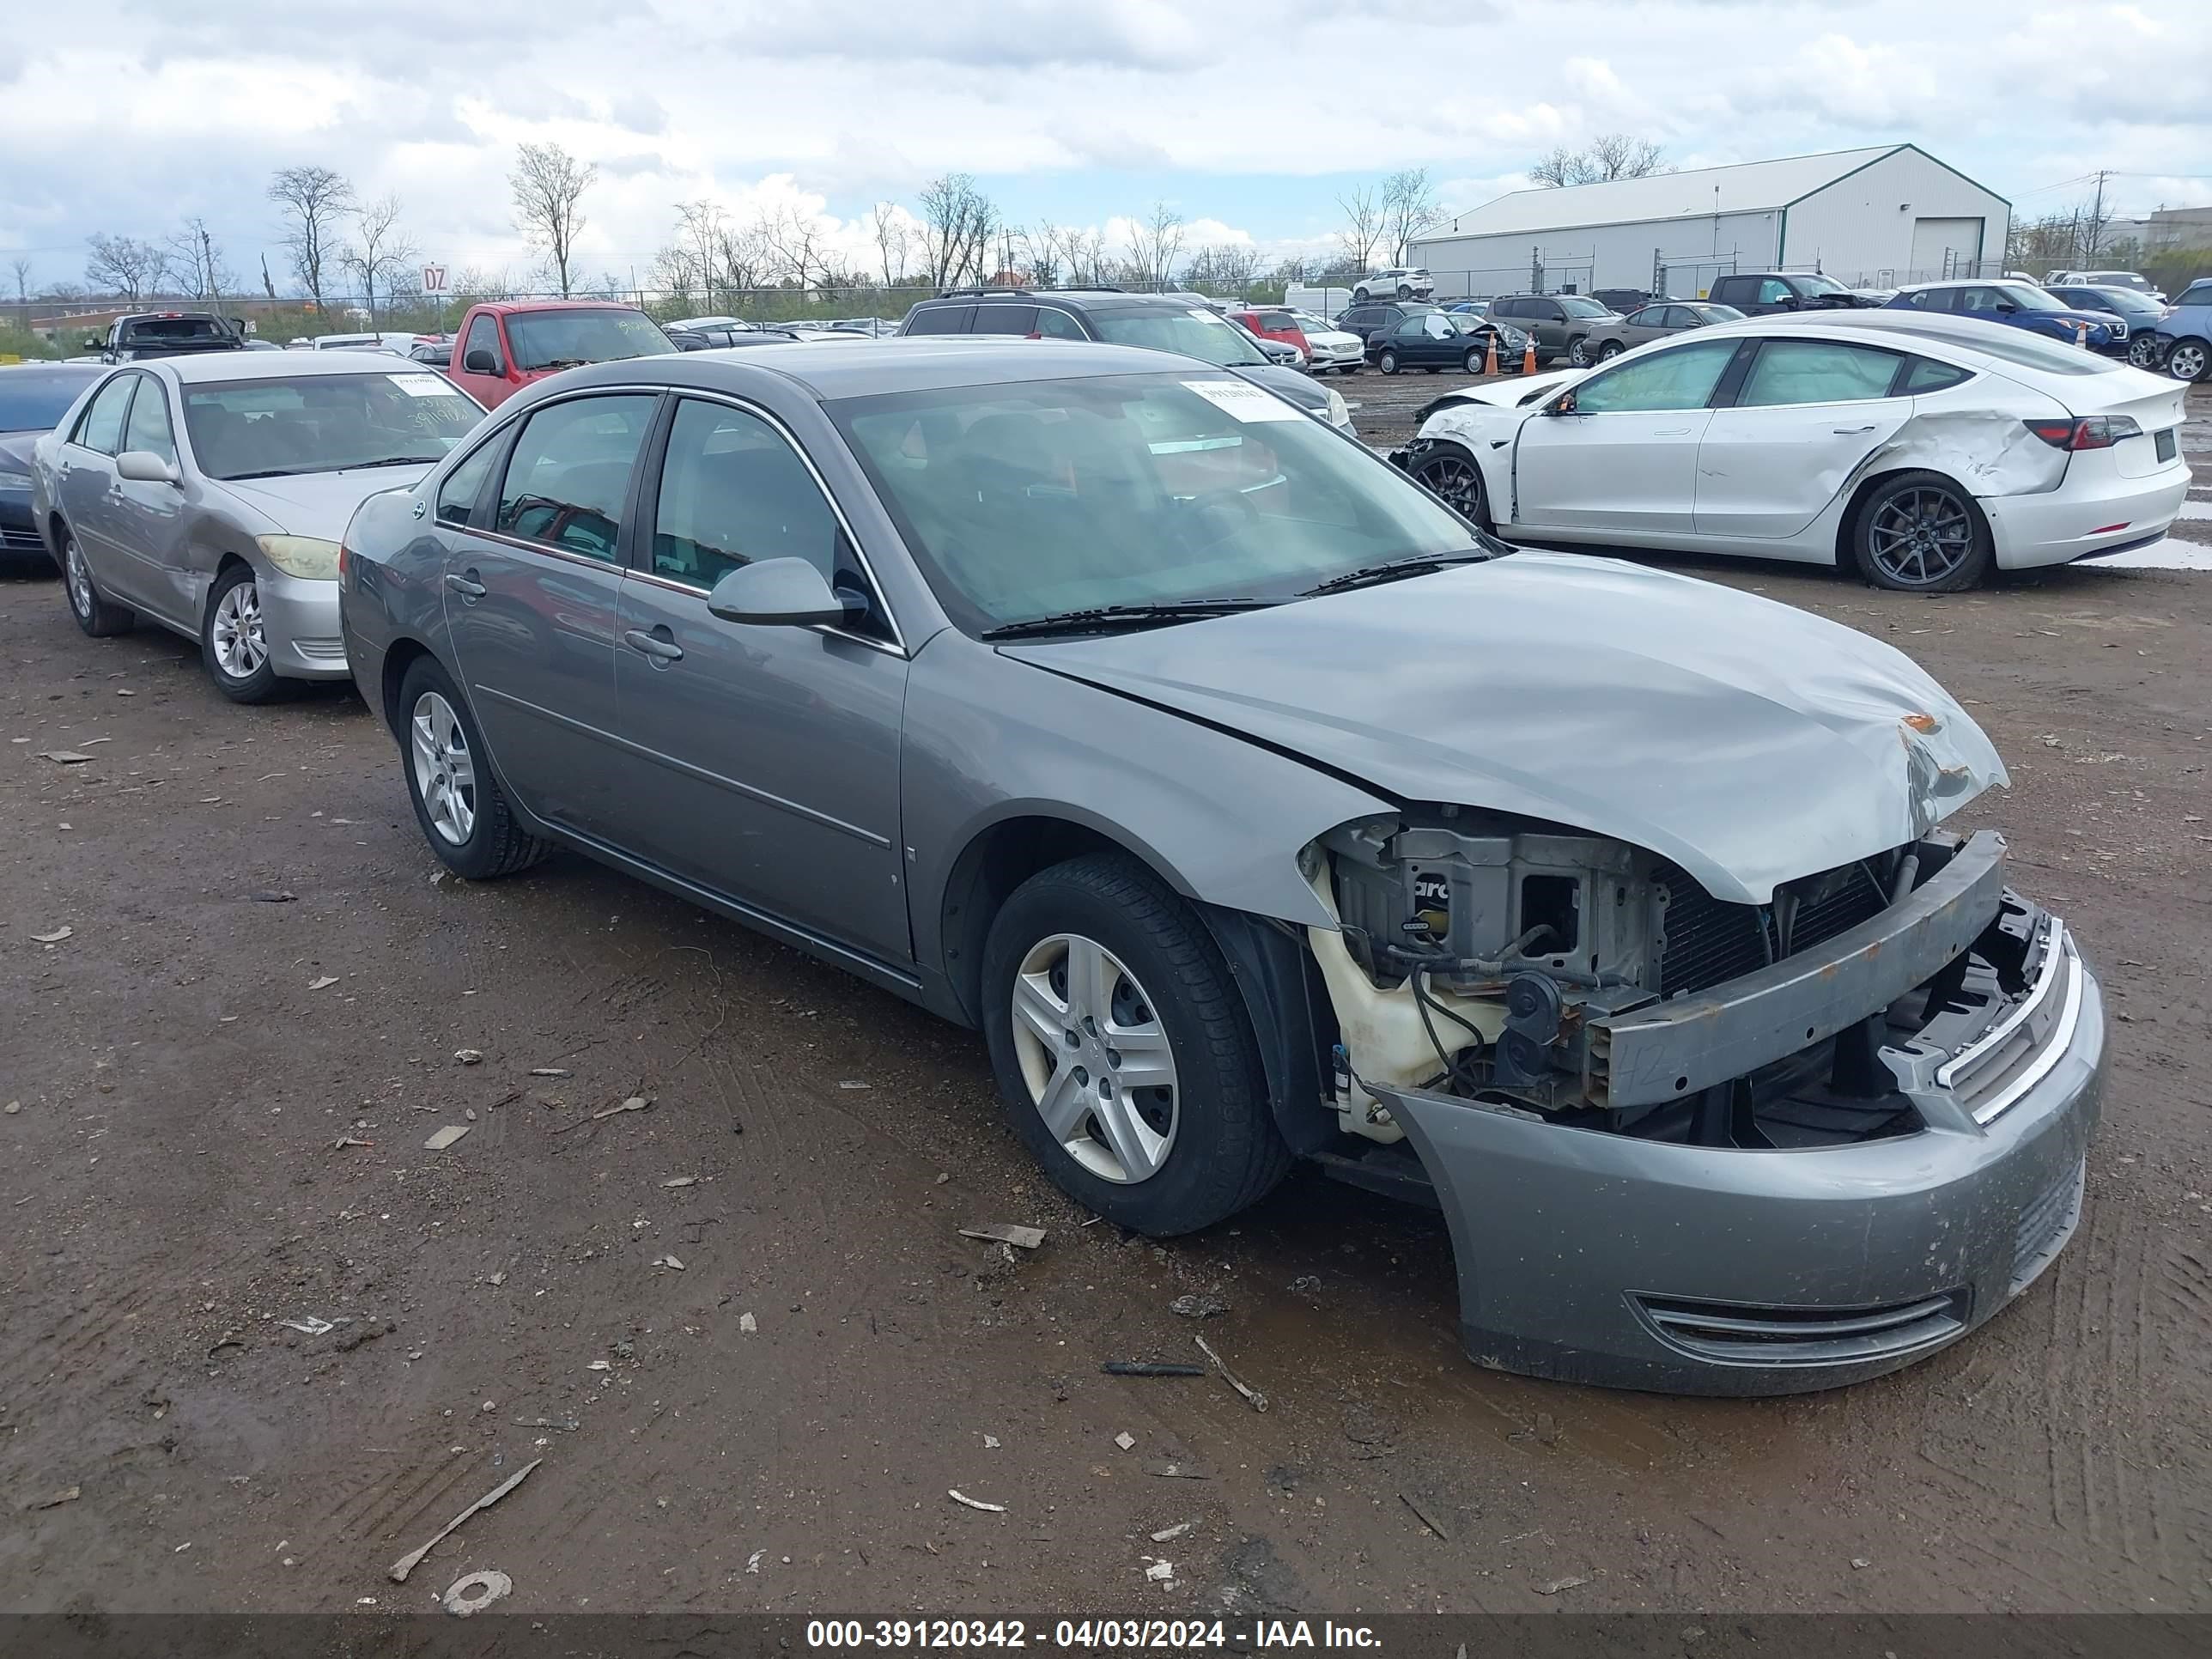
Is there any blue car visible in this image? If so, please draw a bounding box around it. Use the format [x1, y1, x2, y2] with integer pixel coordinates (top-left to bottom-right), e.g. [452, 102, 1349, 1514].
[2150, 276, 2212, 383]
[1885, 280, 2119, 353]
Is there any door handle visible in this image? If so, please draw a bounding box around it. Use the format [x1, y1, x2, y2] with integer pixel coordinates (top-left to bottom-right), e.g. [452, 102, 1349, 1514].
[1654, 427, 1692, 436]
[445, 570, 486, 599]
[1832, 424, 1879, 435]
[623, 627, 684, 664]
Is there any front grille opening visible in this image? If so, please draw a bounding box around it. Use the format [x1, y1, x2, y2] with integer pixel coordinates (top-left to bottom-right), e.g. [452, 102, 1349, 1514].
[1653, 855, 1894, 1000]
[1635, 1289, 1968, 1366]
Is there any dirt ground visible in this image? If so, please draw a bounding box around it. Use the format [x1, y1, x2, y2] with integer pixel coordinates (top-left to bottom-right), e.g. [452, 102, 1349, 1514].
[3, 381, 2210, 1620]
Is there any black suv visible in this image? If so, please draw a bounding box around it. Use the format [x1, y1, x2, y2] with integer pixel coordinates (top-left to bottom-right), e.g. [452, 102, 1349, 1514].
[1705, 272, 1874, 316]
[897, 289, 1349, 429]
[1332, 300, 1438, 345]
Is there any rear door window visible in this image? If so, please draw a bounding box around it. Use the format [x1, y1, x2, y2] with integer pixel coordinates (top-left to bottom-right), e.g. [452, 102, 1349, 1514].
[1735, 341, 1903, 406]
[968, 305, 1038, 337]
[75, 374, 138, 453]
[1035, 307, 1085, 340]
[903, 305, 975, 335]
[495, 394, 658, 562]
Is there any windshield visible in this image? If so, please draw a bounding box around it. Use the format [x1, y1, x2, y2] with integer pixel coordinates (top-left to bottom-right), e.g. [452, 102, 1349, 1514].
[0, 368, 102, 433]
[833, 371, 1478, 634]
[1558, 296, 1613, 318]
[1997, 284, 2070, 313]
[1290, 313, 1339, 335]
[1090, 307, 1268, 367]
[2087, 288, 2165, 314]
[505, 309, 674, 371]
[179, 371, 483, 480]
[1693, 304, 1747, 321]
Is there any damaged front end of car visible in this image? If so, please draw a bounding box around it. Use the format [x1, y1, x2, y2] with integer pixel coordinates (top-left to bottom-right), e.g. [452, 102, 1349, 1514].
[1298, 810, 2104, 1395]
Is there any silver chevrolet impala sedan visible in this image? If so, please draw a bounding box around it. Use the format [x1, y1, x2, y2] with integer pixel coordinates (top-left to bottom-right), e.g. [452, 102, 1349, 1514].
[338, 340, 2104, 1395]
[31, 352, 483, 700]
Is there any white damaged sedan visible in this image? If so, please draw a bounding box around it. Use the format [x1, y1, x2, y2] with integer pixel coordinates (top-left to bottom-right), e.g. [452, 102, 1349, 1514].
[1393, 310, 2190, 592]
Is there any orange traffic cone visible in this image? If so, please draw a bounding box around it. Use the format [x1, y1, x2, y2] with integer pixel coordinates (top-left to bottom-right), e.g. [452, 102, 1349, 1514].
[1483, 334, 1498, 375]
[1521, 337, 1537, 375]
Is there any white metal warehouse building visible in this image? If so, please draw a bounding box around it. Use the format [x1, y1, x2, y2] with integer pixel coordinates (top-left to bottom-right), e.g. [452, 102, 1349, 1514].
[1408, 145, 2011, 301]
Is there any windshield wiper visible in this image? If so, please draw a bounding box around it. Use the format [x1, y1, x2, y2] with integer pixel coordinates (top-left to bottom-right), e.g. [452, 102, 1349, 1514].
[980, 599, 1277, 641]
[221, 468, 304, 481]
[538, 357, 590, 369]
[1301, 550, 1499, 597]
[349, 455, 447, 468]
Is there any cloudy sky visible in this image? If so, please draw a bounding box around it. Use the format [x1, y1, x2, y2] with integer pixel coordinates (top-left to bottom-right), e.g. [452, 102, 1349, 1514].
[3, 0, 2209, 296]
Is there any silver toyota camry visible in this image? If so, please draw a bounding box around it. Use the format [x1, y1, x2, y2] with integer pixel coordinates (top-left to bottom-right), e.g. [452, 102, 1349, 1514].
[31, 352, 483, 701]
[338, 340, 2104, 1395]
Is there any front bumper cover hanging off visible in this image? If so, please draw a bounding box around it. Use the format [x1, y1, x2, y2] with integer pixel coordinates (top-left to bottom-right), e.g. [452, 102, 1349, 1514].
[1368, 831, 2106, 1396]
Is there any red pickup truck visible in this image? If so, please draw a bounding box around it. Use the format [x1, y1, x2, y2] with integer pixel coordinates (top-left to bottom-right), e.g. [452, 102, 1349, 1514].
[445, 299, 677, 409]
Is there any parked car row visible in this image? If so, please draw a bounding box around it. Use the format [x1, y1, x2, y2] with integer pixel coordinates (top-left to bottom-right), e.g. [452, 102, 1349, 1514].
[9, 313, 2127, 1396]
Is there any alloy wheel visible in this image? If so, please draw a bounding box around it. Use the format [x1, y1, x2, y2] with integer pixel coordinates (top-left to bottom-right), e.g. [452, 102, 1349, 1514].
[210, 580, 268, 678]
[1869, 487, 1973, 587]
[1414, 452, 1484, 520]
[2171, 342, 2208, 382]
[1008, 932, 1179, 1185]
[410, 690, 478, 847]
[1569, 339, 1589, 367]
[64, 537, 93, 620]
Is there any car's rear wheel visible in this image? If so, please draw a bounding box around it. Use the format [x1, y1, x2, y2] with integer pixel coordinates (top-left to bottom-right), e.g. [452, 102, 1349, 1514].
[1377, 349, 1400, 374]
[399, 657, 550, 879]
[202, 564, 285, 703]
[1408, 440, 1492, 532]
[1853, 472, 1992, 592]
[981, 854, 1288, 1236]
[1568, 337, 1592, 367]
[60, 526, 134, 638]
[1397, 285, 1414, 301]
[2168, 337, 2209, 382]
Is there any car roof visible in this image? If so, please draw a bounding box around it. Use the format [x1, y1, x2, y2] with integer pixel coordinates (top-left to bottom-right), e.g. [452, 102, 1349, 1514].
[1697, 310, 2098, 364]
[555, 337, 1242, 401]
[155, 349, 434, 385]
[477, 298, 638, 314]
[0, 360, 105, 376]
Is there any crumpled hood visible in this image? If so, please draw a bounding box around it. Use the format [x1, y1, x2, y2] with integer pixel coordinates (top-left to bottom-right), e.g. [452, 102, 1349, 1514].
[1000, 550, 2007, 904]
[0, 430, 39, 476]
[218, 466, 432, 541]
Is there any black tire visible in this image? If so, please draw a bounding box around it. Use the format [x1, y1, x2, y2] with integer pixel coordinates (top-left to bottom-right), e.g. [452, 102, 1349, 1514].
[1396, 285, 1414, 301]
[1408, 440, 1492, 532]
[1463, 348, 1486, 374]
[1352, 288, 1371, 305]
[398, 656, 550, 879]
[1567, 337, 1592, 368]
[58, 525, 134, 638]
[202, 563, 288, 703]
[1378, 349, 1400, 374]
[1851, 471, 1994, 593]
[981, 854, 1289, 1235]
[1597, 341, 1625, 361]
[2126, 334, 2160, 370]
[2168, 337, 2209, 382]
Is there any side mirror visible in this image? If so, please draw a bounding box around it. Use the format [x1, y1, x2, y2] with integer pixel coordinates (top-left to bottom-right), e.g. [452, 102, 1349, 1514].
[82, 334, 103, 351]
[1548, 392, 1578, 416]
[706, 558, 860, 629]
[464, 348, 499, 374]
[116, 449, 180, 485]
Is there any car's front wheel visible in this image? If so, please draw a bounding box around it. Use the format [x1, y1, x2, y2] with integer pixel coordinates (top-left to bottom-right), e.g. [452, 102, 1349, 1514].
[59, 526, 134, 638]
[1854, 472, 1993, 592]
[981, 854, 1288, 1235]
[203, 564, 286, 702]
[1597, 340, 1625, 361]
[398, 657, 550, 879]
[1408, 440, 1492, 532]
[1463, 346, 1486, 374]
[2168, 337, 2209, 382]
[2127, 334, 2161, 369]
[1377, 349, 1400, 374]
[1397, 286, 1414, 301]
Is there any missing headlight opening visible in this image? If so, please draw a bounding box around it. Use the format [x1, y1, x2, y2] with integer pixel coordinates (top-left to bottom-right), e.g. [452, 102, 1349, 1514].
[1309, 810, 2055, 1152]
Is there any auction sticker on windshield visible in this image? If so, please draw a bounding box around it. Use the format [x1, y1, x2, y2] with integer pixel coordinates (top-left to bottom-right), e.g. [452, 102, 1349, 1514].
[386, 373, 452, 398]
[1182, 379, 1300, 422]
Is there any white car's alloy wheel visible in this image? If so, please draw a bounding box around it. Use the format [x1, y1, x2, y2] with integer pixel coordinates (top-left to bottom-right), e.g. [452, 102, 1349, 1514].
[1009, 932, 1179, 1184]
[210, 579, 268, 678]
[410, 690, 478, 847]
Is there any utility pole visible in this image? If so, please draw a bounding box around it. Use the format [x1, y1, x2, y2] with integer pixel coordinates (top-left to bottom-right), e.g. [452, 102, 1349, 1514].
[2084, 170, 2110, 262]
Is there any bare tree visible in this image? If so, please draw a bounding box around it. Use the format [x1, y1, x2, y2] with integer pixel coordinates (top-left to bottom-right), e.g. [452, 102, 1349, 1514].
[267, 165, 355, 316]
[761, 203, 829, 293]
[342, 193, 416, 327]
[165, 218, 237, 304]
[1183, 243, 1259, 296]
[9, 257, 29, 305]
[85, 234, 172, 302]
[868, 201, 911, 289]
[915, 173, 997, 289]
[1531, 134, 1668, 187]
[1336, 185, 1385, 273]
[509, 142, 596, 298]
[1122, 201, 1187, 290]
[1382, 167, 1443, 264]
